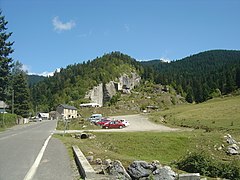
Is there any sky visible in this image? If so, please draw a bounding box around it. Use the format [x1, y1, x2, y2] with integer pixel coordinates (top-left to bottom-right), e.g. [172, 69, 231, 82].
[1, 0, 240, 76]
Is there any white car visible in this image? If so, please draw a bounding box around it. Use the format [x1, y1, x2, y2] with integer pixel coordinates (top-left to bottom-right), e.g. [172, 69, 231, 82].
[119, 119, 130, 127]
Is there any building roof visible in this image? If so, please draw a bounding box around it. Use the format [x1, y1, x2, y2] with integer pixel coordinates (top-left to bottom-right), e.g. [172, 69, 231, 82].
[37, 113, 49, 118]
[80, 103, 100, 107]
[0, 101, 8, 109]
[59, 104, 77, 110]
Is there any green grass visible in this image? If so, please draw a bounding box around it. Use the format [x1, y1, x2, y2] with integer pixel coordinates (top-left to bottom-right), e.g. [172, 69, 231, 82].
[56, 118, 101, 130]
[150, 95, 240, 131]
[0, 113, 17, 130]
[56, 130, 240, 169]
[56, 95, 240, 179]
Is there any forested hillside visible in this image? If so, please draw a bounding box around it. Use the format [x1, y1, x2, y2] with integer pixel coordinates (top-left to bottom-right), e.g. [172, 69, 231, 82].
[30, 50, 240, 112]
[141, 50, 240, 103]
[28, 75, 46, 87]
[30, 52, 143, 111]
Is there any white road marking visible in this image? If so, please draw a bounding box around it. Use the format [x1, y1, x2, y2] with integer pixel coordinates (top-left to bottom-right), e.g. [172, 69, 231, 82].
[23, 133, 53, 180]
[0, 133, 18, 140]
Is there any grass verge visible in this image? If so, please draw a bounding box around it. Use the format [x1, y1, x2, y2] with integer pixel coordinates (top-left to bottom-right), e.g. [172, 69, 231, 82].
[55, 130, 239, 168]
[150, 95, 240, 131]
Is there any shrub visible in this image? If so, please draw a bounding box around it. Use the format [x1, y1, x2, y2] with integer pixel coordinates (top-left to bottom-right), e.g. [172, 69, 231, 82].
[0, 113, 17, 128]
[176, 152, 240, 179]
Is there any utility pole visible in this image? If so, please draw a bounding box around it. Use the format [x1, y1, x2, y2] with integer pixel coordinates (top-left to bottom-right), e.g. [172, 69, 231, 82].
[12, 90, 14, 114]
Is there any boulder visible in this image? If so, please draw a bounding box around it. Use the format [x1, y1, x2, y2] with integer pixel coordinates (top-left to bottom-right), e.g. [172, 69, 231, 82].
[152, 166, 177, 180]
[227, 144, 239, 155]
[106, 160, 131, 180]
[225, 134, 238, 144]
[86, 156, 94, 163]
[104, 159, 112, 166]
[127, 161, 154, 179]
[95, 158, 103, 165]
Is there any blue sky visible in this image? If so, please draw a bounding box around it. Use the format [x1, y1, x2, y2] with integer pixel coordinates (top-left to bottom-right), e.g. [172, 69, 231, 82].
[1, 0, 240, 76]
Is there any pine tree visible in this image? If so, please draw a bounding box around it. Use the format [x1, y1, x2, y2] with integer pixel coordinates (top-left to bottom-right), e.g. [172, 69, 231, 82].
[186, 86, 194, 103]
[12, 61, 30, 117]
[236, 68, 240, 88]
[0, 12, 14, 101]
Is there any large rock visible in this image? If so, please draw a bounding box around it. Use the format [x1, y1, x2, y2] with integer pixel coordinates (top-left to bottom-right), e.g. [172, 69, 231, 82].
[227, 144, 239, 155]
[85, 83, 104, 107]
[104, 81, 117, 102]
[127, 161, 154, 179]
[152, 166, 177, 180]
[106, 160, 131, 180]
[85, 72, 141, 106]
[225, 134, 238, 144]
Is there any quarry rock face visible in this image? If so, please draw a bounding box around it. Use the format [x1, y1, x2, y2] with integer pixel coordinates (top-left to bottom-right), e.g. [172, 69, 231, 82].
[85, 72, 141, 106]
[85, 83, 103, 107]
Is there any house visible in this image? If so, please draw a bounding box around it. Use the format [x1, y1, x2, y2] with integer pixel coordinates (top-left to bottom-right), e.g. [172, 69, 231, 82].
[49, 111, 61, 120]
[37, 113, 49, 120]
[0, 101, 8, 113]
[56, 104, 78, 119]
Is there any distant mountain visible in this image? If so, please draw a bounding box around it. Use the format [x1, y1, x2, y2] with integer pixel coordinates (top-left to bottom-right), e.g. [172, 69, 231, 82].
[29, 50, 240, 112]
[141, 50, 240, 103]
[30, 52, 143, 111]
[28, 75, 46, 87]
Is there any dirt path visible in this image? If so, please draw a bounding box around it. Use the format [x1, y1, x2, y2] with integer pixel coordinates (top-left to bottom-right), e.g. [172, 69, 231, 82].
[93, 114, 179, 132]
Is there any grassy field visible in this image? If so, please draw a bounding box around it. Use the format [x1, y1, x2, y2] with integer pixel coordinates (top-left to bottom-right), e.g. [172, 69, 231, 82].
[56, 118, 101, 130]
[56, 130, 239, 168]
[150, 95, 240, 131]
[56, 95, 240, 179]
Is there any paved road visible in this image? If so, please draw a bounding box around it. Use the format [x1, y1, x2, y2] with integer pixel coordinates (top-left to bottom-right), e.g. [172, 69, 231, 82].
[0, 120, 73, 180]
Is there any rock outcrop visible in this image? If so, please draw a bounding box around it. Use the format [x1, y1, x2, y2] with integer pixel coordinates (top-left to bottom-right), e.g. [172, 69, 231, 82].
[224, 134, 239, 155]
[85, 72, 141, 106]
[106, 160, 131, 180]
[127, 161, 177, 180]
[85, 83, 103, 107]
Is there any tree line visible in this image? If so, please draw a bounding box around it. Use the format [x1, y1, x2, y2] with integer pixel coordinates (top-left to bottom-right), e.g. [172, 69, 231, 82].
[30, 51, 143, 112]
[1, 11, 240, 118]
[0, 12, 30, 118]
[141, 50, 240, 103]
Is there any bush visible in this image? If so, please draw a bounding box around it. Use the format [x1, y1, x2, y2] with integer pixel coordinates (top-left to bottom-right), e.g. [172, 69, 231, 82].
[176, 152, 240, 179]
[0, 113, 17, 128]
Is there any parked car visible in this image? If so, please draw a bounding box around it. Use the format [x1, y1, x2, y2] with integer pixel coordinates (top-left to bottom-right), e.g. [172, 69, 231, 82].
[88, 114, 102, 123]
[102, 120, 125, 129]
[95, 118, 111, 126]
[119, 119, 130, 126]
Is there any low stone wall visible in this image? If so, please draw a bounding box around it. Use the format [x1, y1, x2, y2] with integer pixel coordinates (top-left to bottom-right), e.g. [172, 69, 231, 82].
[72, 145, 97, 180]
[72, 145, 203, 180]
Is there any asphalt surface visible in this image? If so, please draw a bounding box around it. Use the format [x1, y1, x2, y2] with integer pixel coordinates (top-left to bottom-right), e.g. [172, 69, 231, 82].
[0, 120, 73, 180]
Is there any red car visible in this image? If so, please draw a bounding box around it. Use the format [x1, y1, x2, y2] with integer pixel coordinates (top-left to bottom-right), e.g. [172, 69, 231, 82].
[102, 121, 125, 129]
[95, 119, 111, 126]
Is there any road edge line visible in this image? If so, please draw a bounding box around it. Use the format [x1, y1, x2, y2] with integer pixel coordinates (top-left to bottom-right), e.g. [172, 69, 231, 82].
[23, 133, 53, 180]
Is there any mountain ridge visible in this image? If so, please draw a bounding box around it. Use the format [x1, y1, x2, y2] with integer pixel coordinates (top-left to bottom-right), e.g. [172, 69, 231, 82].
[30, 50, 240, 112]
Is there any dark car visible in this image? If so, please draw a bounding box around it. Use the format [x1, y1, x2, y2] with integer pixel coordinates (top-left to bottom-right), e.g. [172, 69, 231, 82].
[102, 120, 125, 129]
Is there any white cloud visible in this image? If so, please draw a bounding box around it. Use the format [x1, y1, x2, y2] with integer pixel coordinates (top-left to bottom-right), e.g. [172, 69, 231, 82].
[124, 24, 130, 32]
[160, 57, 171, 63]
[21, 64, 31, 72]
[77, 30, 93, 38]
[28, 68, 61, 77]
[52, 16, 76, 32]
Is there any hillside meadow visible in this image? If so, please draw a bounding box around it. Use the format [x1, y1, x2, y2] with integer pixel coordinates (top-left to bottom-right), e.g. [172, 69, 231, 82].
[56, 95, 240, 179]
[150, 95, 240, 131]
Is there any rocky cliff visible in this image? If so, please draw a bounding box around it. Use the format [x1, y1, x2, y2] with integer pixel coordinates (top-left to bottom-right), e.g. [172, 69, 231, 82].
[85, 72, 141, 107]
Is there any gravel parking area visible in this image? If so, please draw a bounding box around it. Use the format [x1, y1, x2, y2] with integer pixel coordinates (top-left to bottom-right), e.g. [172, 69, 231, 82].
[95, 114, 179, 132]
